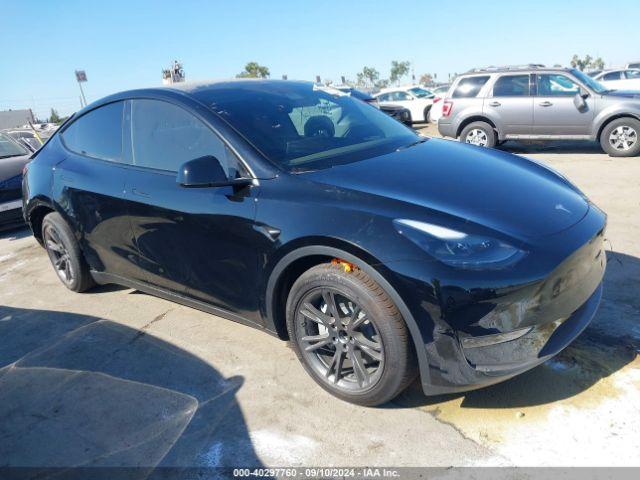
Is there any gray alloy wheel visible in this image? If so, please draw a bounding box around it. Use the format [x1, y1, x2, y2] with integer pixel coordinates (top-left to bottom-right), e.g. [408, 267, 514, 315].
[600, 117, 640, 157]
[43, 225, 75, 286]
[286, 263, 417, 406]
[41, 212, 95, 292]
[459, 121, 497, 149]
[294, 288, 384, 392]
[609, 125, 638, 152]
[465, 128, 489, 146]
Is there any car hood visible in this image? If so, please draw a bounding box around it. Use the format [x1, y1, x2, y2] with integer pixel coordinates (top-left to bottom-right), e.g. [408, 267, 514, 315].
[604, 90, 640, 99]
[303, 139, 589, 238]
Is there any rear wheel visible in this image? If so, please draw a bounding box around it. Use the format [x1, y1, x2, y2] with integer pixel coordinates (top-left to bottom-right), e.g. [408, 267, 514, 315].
[286, 263, 416, 406]
[600, 117, 640, 157]
[42, 212, 95, 292]
[424, 106, 432, 123]
[460, 121, 497, 148]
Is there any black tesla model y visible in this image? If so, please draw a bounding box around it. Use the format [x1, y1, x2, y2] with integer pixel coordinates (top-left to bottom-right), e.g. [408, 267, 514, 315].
[22, 81, 606, 406]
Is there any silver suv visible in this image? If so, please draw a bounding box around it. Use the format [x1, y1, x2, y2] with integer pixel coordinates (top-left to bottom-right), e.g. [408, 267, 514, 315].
[438, 65, 640, 157]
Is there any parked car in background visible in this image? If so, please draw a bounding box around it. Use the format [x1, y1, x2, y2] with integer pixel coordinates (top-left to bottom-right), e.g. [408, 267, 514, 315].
[428, 85, 451, 124]
[334, 86, 412, 125]
[438, 65, 640, 157]
[3, 129, 43, 153]
[589, 69, 640, 91]
[0, 132, 31, 229]
[374, 86, 435, 123]
[626, 61, 640, 69]
[23, 80, 606, 406]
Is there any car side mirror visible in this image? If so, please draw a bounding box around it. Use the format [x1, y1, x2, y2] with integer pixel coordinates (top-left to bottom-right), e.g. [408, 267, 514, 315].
[177, 155, 252, 188]
[573, 92, 588, 112]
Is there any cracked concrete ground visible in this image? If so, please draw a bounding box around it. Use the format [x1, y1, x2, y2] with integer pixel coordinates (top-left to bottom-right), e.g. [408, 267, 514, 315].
[0, 128, 638, 469]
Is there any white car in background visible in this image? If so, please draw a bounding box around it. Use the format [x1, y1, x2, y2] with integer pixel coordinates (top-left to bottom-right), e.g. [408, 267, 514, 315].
[374, 86, 434, 123]
[626, 61, 640, 69]
[427, 85, 451, 124]
[590, 69, 640, 90]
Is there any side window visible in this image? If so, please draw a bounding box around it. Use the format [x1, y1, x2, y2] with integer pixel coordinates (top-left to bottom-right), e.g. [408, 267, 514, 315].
[452, 76, 490, 98]
[602, 71, 622, 81]
[536, 74, 580, 96]
[377, 93, 390, 102]
[492, 75, 530, 97]
[395, 91, 411, 101]
[624, 70, 640, 79]
[61, 102, 125, 162]
[130, 99, 246, 178]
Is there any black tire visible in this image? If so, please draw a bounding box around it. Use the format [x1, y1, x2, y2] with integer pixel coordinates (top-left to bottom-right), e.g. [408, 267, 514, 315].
[424, 106, 432, 123]
[42, 212, 95, 292]
[286, 263, 417, 406]
[459, 121, 497, 148]
[600, 117, 640, 157]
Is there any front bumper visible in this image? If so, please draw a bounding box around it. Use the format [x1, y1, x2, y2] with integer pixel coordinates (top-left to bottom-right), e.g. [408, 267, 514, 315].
[415, 210, 607, 395]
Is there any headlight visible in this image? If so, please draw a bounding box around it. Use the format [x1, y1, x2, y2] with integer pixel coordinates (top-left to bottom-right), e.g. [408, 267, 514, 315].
[393, 219, 526, 270]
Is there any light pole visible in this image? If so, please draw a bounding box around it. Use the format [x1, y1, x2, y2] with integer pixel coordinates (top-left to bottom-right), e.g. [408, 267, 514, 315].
[75, 70, 88, 107]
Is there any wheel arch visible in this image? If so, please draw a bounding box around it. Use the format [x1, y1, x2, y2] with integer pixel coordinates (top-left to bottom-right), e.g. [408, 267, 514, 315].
[455, 116, 497, 138]
[595, 113, 640, 140]
[423, 104, 432, 122]
[25, 200, 56, 245]
[264, 244, 430, 382]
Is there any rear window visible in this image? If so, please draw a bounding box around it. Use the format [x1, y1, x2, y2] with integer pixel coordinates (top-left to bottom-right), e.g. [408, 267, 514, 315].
[61, 102, 124, 162]
[452, 76, 490, 98]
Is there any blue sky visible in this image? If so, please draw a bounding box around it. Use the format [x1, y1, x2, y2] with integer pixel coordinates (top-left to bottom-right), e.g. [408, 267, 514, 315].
[2, 0, 638, 119]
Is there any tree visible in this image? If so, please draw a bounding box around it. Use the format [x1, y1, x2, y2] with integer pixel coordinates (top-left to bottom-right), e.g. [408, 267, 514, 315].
[390, 60, 410, 84]
[592, 57, 605, 70]
[419, 73, 433, 86]
[236, 61, 270, 78]
[49, 108, 61, 124]
[356, 66, 380, 88]
[570, 54, 605, 71]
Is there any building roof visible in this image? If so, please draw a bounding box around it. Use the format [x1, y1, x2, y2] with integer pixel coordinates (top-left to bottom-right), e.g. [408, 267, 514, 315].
[0, 109, 35, 130]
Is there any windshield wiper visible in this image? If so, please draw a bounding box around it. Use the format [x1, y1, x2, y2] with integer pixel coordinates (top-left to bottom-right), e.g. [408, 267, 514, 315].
[396, 137, 428, 151]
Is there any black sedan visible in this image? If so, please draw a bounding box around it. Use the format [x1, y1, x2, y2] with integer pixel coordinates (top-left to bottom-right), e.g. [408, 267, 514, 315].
[1, 132, 31, 229]
[22, 80, 606, 406]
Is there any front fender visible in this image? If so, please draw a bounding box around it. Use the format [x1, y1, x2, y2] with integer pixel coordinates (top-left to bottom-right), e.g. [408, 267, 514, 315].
[591, 104, 640, 138]
[264, 245, 436, 392]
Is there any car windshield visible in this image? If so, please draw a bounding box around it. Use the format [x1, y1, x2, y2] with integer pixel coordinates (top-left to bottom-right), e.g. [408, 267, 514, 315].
[571, 68, 609, 94]
[0, 132, 28, 158]
[201, 82, 419, 172]
[408, 87, 433, 98]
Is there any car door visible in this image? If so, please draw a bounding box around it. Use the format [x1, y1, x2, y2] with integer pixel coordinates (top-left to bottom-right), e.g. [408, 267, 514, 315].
[56, 101, 142, 281]
[486, 74, 533, 136]
[533, 73, 594, 136]
[125, 98, 261, 323]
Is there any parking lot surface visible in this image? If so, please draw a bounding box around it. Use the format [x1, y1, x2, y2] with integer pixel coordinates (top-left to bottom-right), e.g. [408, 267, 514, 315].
[1, 127, 638, 468]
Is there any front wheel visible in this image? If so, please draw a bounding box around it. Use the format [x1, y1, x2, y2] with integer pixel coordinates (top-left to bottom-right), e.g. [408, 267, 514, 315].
[286, 263, 417, 406]
[459, 121, 497, 148]
[600, 117, 640, 157]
